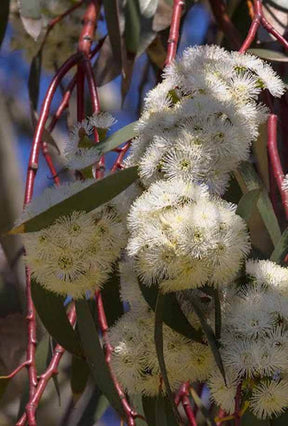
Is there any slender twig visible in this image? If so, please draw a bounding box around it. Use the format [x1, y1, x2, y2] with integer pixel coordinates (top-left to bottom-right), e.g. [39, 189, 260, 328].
[240, 0, 288, 53]
[267, 114, 288, 219]
[165, 0, 185, 66]
[95, 292, 145, 426]
[111, 142, 131, 172]
[24, 52, 82, 203]
[16, 307, 77, 426]
[234, 382, 242, 426]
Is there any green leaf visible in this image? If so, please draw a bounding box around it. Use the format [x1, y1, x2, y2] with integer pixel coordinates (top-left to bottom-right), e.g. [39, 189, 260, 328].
[235, 162, 281, 247]
[77, 386, 109, 425]
[188, 293, 226, 382]
[154, 292, 182, 425]
[103, 0, 125, 71]
[76, 299, 124, 417]
[71, 355, 90, 401]
[0, 0, 9, 48]
[28, 50, 42, 111]
[156, 393, 180, 426]
[236, 189, 261, 223]
[248, 48, 288, 62]
[18, 0, 42, 39]
[138, 280, 203, 342]
[31, 280, 82, 356]
[101, 270, 124, 327]
[76, 121, 138, 170]
[270, 227, 288, 265]
[142, 396, 157, 426]
[124, 0, 141, 54]
[214, 287, 221, 341]
[100, 121, 137, 151]
[142, 395, 178, 426]
[11, 166, 138, 233]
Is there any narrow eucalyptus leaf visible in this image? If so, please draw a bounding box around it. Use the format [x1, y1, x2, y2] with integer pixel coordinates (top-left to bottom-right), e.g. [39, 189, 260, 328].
[11, 166, 138, 233]
[76, 299, 125, 417]
[31, 280, 82, 356]
[154, 292, 182, 425]
[28, 50, 42, 111]
[235, 162, 281, 247]
[270, 227, 288, 265]
[188, 294, 226, 383]
[139, 280, 203, 342]
[248, 48, 288, 62]
[236, 189, 261, 223]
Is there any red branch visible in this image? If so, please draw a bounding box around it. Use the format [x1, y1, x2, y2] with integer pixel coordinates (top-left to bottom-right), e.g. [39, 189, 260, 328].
[234, 382, 242, 426]
[111, 142, 131, 172]
[24, 52, 82, 203]
[267, 114, 288, 219]
[16, 307, 77, 426]
[240, 0, 288, 53]
[165, 0, 185, 66]
[95, 292, 145, 426]
[175, 382, 197, 426]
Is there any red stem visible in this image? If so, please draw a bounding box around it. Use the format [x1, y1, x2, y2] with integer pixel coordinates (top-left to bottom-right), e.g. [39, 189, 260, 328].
[234, 382, 242, 426]
[49, 75, 77, 131]
[165, 0, 185, 66]
[182, 394, 197, 426]
[175, 382, 196, 426]
[96, 291, 142, 426]
[24, 52, 82, 204]
[267, 114, 288, 219]
[111, 142, 131, 172]
[240, 0, 288, 53]
[16, 307, 77, 426]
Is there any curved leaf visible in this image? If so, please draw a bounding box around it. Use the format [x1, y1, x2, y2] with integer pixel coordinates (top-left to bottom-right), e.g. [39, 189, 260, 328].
[71, 356, 90, 401]
[10, 166, 138, 233]
[76, 299, 125, 417]
[101, 270, 124, 327]
[187, 293, 226, 383]
[31, 280, 82, 356]
[139, 280, 203, 342]
[154, 292, 182, 425]
[0, 0, 9, 48]
[235, 162, 281, 247]
[28, 50, 42, 111]
[248, 48, 288, 62]
[236, 189, 261, 223]
[103, 0, 125, 72]
[270, 227, 288, 265]
[78, 121, 137, 169]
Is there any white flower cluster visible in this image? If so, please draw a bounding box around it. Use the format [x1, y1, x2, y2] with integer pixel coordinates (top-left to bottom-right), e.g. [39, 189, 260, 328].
[127, 179, 250, 292]
[127, 45, 284, 194]
[23, 182, 127, 299]
[109, 280, 214, 396]
[209, 260, 288, 419]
